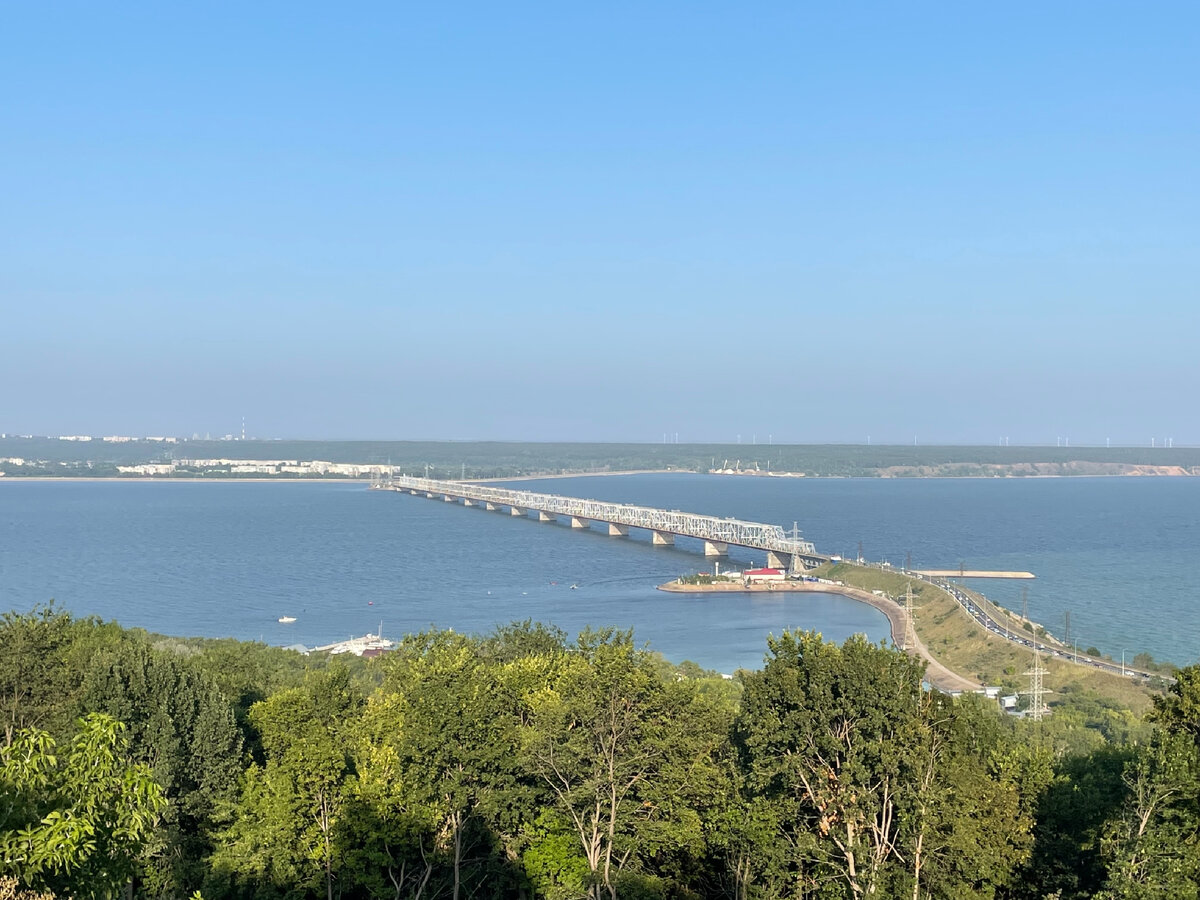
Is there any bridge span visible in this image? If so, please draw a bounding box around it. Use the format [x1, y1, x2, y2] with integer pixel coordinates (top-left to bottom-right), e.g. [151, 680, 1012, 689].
[375, 475, 828, 570]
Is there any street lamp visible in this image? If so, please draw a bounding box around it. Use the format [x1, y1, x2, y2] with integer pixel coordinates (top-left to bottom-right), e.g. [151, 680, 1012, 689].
[1121, 650, 1128, 676]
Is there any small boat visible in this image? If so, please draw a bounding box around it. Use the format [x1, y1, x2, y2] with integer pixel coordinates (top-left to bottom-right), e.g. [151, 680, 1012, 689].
[278, 616, 297, 624]
[570, 584, 579, 590]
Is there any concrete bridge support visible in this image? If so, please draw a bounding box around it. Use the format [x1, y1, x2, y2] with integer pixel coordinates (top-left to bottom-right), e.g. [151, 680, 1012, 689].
[410, 489, 420, 495]
[426, 492, 437, 499]
[766, 551, 789, 570]
[484, 502, 497, 511]
[509, 506, 524, 517]
[443, 494, 456, 502]
[463, 499, 475, 507]
[607, 523, 629, 537]
[537, 510, 556, 523]
[704, 540, 729, 557]
[570, 517, 590, 529]
[652, 530, 675, 546]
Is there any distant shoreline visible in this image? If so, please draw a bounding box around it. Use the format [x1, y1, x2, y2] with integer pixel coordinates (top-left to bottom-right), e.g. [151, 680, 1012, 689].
[2, 463, 1195, 484]
[472, 469, 679, 483]
[709, 465, 1196, 479]
[0, 476, 371, 484]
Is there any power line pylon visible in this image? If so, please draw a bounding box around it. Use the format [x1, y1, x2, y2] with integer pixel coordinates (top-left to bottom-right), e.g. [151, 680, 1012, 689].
[1025, 649, 1048, 721]
[789, 522, 804, 575]
[902, 583, 922, 652]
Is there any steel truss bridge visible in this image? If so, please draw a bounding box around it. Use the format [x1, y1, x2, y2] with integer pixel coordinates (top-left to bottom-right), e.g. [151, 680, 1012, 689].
[375, 475, 827, 569]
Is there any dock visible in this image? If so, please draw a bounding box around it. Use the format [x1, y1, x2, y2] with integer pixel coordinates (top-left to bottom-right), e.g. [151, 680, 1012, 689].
[913, 570, 1035, 580]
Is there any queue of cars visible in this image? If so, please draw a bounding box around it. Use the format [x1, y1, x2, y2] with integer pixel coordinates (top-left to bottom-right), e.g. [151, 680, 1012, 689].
[912, 573, 1159, 683]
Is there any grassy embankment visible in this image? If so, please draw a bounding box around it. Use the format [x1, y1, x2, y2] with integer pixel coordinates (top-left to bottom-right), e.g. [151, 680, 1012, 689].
[809, 562, 1159, 717]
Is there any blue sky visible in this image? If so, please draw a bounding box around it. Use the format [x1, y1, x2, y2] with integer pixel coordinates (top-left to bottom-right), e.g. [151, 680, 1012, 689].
[3, 3, 1197, 444]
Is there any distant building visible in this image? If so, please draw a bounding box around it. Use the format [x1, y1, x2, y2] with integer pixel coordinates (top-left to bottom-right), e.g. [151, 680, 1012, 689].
[117, 464, 173, 476]
[744, 567, 785, 583]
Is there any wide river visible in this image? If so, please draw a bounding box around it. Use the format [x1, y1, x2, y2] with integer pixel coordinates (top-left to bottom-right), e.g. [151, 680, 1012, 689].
[1, 474, 1196, 672]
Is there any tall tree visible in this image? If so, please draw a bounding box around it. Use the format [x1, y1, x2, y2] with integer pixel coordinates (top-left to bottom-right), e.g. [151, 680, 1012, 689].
[79, 642, 243, 896]
[0, 714, 166, 900]
[734, 632, 1033, 900]
[1096, 664, 1200, 899]
[734, 632, 927, 898]
[375, 630, 526, 900]
[520, 627, 725, 900]
[212, 669, 359, 900]
[0, 607, 81, 747]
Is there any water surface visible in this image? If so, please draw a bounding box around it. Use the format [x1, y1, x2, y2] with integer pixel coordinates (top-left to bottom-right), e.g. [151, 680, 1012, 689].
[2, 473, 1196, 669]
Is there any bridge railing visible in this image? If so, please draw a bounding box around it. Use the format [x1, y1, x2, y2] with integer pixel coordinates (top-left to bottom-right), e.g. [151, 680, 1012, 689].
[387, 475, 817, 556]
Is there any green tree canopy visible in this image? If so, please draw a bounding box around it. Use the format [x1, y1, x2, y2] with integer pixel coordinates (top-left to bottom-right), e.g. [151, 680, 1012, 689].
[0, 714, 166, 900]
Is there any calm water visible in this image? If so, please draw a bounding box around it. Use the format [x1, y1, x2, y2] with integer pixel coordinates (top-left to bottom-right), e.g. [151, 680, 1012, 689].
[1, 474, 1196, 670]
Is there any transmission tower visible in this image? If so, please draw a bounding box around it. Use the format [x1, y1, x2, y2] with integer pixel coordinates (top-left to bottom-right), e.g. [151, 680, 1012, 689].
[789, 522, 804, 575]
[902, 584, 922, 652]
[1025, 649, 1048, 721]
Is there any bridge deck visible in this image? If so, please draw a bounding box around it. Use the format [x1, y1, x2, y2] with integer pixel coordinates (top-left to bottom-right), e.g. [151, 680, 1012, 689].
[379, 475, 822, 562]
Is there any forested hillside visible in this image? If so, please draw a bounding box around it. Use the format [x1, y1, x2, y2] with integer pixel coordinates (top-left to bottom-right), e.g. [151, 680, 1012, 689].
[1, 607, 1197, 899]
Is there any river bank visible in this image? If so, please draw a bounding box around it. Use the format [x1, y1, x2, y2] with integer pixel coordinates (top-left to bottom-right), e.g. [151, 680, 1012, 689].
[658, 578, 980, 692]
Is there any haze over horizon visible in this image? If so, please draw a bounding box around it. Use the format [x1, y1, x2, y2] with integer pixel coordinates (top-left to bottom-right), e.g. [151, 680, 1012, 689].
[4, 4, 1197, 445]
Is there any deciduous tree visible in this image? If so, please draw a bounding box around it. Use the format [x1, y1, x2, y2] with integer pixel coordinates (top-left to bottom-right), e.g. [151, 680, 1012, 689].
[0, 714, 166, 900]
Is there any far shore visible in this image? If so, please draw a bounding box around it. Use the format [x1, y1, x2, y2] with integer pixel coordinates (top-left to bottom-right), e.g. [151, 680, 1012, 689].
[3, 463, 1195, 485]
[470, 469, 678, 483]
[0, 476, 373, 484]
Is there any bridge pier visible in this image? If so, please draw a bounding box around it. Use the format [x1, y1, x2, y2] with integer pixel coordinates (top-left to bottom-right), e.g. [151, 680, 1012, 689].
[383, 476, 827, 570]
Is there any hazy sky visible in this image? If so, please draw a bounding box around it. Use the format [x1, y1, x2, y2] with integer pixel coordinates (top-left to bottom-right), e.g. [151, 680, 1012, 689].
[3, 3, 1197, 444]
